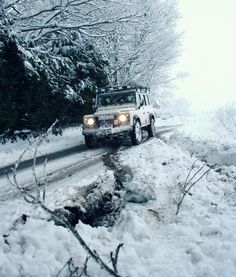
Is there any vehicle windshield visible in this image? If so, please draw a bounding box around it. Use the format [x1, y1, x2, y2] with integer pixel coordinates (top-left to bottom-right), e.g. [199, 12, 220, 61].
[97, 91, 136, 107]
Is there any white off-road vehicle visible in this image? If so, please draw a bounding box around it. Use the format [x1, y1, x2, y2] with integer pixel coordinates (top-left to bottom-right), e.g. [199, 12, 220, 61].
[82, 85, 156, 148]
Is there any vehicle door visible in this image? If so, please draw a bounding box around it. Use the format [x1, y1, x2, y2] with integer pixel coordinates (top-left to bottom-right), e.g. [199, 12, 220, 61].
[137, 93, 147, 126]
[143, 94, 151, 125]
[145, 94, 155, 124]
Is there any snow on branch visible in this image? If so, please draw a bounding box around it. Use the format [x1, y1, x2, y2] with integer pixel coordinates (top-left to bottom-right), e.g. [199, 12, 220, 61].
[3, 0, 181, 91]
[20, 13, 139, 33]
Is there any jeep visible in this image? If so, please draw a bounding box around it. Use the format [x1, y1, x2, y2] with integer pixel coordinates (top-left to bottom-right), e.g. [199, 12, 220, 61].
[82, 85, 156, 148]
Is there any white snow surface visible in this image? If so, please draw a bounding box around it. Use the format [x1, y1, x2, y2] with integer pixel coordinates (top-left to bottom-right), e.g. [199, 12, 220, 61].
[171, 113, 236, 167]
[0, 114, 236, 276]
[0, 126, 84, 168]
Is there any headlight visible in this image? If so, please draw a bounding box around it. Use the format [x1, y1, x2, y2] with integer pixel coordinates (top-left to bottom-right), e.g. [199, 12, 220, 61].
[118, 114, 128, 123]
[114, 113, 130, 126]
[84, 117, 95, 126]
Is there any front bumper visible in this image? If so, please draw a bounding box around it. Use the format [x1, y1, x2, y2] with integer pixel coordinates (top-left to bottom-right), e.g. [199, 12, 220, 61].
[82, 125, 132, 138]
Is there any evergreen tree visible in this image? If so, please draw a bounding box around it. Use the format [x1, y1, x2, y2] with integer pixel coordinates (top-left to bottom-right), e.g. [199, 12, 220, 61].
[0, 34, 109, 142]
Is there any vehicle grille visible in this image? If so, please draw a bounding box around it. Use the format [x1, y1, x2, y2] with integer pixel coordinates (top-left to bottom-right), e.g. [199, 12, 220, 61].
[98, 119, 114, 128]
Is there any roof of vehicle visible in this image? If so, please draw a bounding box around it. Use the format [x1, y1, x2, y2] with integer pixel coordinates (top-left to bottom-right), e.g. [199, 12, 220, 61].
[96, 85, 150, 94]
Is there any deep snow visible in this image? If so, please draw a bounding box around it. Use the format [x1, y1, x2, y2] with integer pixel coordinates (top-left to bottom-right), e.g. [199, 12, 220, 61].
[0, 115, 235, 277]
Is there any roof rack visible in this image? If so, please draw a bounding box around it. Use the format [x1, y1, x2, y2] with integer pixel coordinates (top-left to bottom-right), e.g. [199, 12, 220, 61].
[96, 85, 150, 94]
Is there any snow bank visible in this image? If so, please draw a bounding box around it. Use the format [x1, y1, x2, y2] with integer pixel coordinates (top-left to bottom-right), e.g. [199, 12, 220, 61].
[169, 132, 236, 166]
[0, 216, 122, 277]
[1, 136, 235, 276]
[179, 112, 236, 143]
[169, 113, 236, 167]
[113, 139, 236, 277]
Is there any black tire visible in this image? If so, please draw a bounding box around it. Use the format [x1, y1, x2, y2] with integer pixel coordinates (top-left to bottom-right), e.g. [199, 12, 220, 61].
[84, 135, 96, 148]
[131, 120, 142, 145]
[147, 118, 155, 137]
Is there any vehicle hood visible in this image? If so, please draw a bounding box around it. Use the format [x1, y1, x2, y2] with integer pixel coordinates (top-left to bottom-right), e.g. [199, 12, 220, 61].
[94, 105, 136, 116]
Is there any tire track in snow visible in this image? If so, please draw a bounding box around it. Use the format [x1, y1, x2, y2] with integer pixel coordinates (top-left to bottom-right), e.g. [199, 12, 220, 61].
[0, 125, 180, 202]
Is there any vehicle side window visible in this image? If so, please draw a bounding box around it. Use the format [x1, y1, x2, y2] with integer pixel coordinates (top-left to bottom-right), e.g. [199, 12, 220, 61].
[138, 94, 143, 105]
[143, 95, 147, 106]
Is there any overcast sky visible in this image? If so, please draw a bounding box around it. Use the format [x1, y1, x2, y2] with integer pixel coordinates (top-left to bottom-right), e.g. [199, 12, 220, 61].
[174, 0, 236, 112]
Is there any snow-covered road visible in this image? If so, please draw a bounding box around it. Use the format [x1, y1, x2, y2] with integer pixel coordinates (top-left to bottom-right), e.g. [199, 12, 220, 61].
[0, 124, 181, 201]
[0, 124, 181, 176]
[0, 148, 108, 201]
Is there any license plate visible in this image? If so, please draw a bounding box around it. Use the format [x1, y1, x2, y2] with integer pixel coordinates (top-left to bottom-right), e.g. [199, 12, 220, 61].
[99, 115, 113, 120]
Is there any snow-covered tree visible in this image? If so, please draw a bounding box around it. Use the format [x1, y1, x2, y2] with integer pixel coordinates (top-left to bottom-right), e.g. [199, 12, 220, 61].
[99, 0, 180, 87]
[1, 1, 136, 96]
[2, 0, 180, 89]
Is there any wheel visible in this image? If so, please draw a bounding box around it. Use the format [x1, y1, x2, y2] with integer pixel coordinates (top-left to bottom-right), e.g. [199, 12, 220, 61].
[147, 118, 155, 137]
[131, 120, 142, 145]
[84, 135, 97, 148]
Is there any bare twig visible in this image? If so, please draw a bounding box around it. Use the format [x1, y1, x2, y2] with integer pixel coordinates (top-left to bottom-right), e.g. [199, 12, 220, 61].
[56, 257, 80, 277]
[110, 243, 123, 273]
[56, 257, 73, 277]
[42, 157, 48, 202]
[175, 161, 211, 215]
[79, 256, 90, 277]
[183, 159, 198, 189]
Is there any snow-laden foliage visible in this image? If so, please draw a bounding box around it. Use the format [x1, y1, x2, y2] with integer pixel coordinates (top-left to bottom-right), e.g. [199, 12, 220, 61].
[0, 34, 108, 138]
[2, 0, 180, 87]
[101, 0, 180, 86]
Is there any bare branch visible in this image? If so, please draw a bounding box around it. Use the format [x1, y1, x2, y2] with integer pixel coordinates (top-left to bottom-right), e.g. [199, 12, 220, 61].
[42, 157, 48, 202]
[175, 162, 211, 215]
[110, 243, 123, 273]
